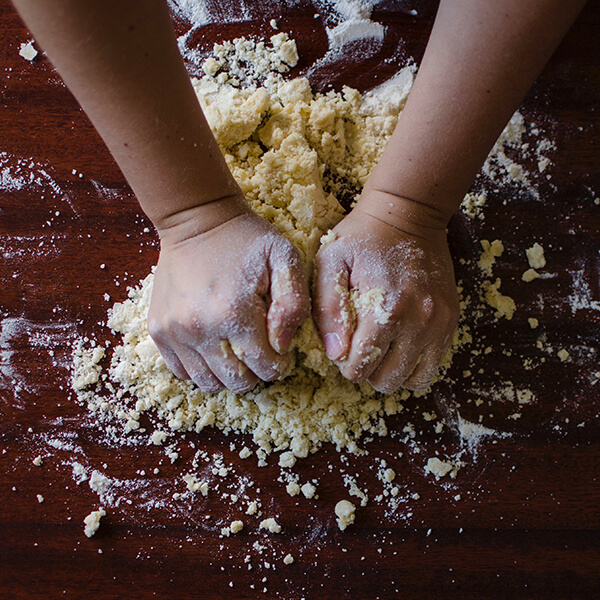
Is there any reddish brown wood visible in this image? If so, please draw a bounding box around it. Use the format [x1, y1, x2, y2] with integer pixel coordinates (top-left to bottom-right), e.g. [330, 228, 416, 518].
[1, 1, 599, 598]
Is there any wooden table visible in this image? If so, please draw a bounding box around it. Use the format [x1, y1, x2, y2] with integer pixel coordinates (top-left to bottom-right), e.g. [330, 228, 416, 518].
[1, 1, 599, 598]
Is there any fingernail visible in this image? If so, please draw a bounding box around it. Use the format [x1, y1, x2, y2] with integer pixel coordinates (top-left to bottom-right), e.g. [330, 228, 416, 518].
[324, 332, 344, 360]
[276, 327, 294, 354]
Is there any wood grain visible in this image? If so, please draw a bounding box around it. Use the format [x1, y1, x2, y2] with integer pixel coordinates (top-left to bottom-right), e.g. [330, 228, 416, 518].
[1, 1, 599, 598]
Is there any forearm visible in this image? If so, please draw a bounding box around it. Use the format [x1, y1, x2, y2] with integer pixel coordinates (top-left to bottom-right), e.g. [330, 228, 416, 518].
[363, 0, 587, 228]
[12, 0, 243, 232]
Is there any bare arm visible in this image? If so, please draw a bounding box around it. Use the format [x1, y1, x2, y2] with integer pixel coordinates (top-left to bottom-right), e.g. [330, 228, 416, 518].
[11, 0, 245, 235]
[13, 0, 310, 392]
[315, 0, 586, 393]
[360, 0, 588, 228]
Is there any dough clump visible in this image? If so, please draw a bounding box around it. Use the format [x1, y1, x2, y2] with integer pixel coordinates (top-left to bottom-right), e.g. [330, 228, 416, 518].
[73, 35, 467, 461]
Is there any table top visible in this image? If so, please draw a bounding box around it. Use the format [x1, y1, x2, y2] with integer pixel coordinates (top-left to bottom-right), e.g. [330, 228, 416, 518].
[1, 1, 599, 598]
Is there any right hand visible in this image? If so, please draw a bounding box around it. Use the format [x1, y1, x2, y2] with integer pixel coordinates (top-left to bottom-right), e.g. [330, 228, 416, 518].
[313, 189, 459, 393]
[148, 201, 310, 394]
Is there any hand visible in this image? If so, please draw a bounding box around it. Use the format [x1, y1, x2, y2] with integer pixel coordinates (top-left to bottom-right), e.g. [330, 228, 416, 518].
[313, 190, 459, 393]
[148, 203, 310, 393]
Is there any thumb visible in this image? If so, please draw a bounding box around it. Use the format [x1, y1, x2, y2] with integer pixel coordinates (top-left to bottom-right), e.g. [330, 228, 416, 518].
[313, 248, 353, 361]
[267, 256, 311, 355]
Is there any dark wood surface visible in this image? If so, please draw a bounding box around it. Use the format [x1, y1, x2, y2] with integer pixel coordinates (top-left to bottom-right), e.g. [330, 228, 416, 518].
[1, 1, 599, 598]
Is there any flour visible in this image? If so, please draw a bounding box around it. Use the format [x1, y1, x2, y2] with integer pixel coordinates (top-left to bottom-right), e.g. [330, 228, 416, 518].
[481, 111, 555, 198]
[326, 19, 385, 51]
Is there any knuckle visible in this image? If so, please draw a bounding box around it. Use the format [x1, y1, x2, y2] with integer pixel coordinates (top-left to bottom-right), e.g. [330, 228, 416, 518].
[419, 295, 436, 324]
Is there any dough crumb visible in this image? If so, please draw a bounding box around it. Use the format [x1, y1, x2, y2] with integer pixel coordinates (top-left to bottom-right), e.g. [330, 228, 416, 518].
[239, 446, 252, 459]
[478, 239, 504, 276]
[300, 482, 317, 499]
[528, 317, 539, 329]
[283, 553, 294, 565]
[424, 457, 463, 480]
[350, 287, 392, 325]
[84, 508, 106, 538]
[246, 501, 259, 516]
[335, 499, 356, 531]
[259, 517, 282, 533]
[278, 451, 296, 469]
[461, 191, 487, 220]
[19, 40, 38, 61]
[33, 456, 43, 466]
[483, 278, 516, 320]
[230, 520, 244, 534]
[557, 349, 570, 362]
[286, 481, 301, 496]
[522, 268, 540, 282]
[526, 243, 546, 269]
[183, 474, 209, 496]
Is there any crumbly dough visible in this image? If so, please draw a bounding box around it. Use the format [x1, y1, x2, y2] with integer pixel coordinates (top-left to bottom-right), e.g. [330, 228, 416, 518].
[334, 499, 356, 531]
[424, 457, 463, 480]
[229, 520, 244, 534]
[83, 507, 106, 538]
[522, 268, 540, 282]
[478, 239, 504, 277]
[259, 517, 282, 533]
[483, 278, 516, 320]
[72, 35, 469, 463]
[526, 242, 546, 269]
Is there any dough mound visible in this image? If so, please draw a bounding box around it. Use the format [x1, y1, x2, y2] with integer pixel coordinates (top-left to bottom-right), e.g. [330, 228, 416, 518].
[73, 37, 466, 459]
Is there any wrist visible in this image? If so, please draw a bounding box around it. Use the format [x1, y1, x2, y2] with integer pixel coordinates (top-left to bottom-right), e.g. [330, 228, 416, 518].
[155, 193, 252, 247]
[354, 185, 452, 239]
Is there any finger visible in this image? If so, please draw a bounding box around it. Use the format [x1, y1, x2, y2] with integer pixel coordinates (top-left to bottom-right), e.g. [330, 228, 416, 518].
[337, 315, 393, 383]
[267, 256, 311, 355]
[155, 343, 190, 381]
[313, 249, 353, 361]
[201, 341, 260, 394]
[147, 323, 191, 381]
[403, 343, 445, 391]
[230, 326, 291, 383]
[367, 338, 423, 394]
[176, 346, 225, 393]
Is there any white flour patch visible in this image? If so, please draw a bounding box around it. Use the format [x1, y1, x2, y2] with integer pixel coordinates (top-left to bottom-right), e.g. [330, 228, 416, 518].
[456, 415, 509, 455]
[326, 19, 385, 51]
[0, 318, 24, 406]
[1, 233, 66, 262]
[567, 261, 600, 314]
[0, 317, 76, 409]
[0, 152, 76, 213]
